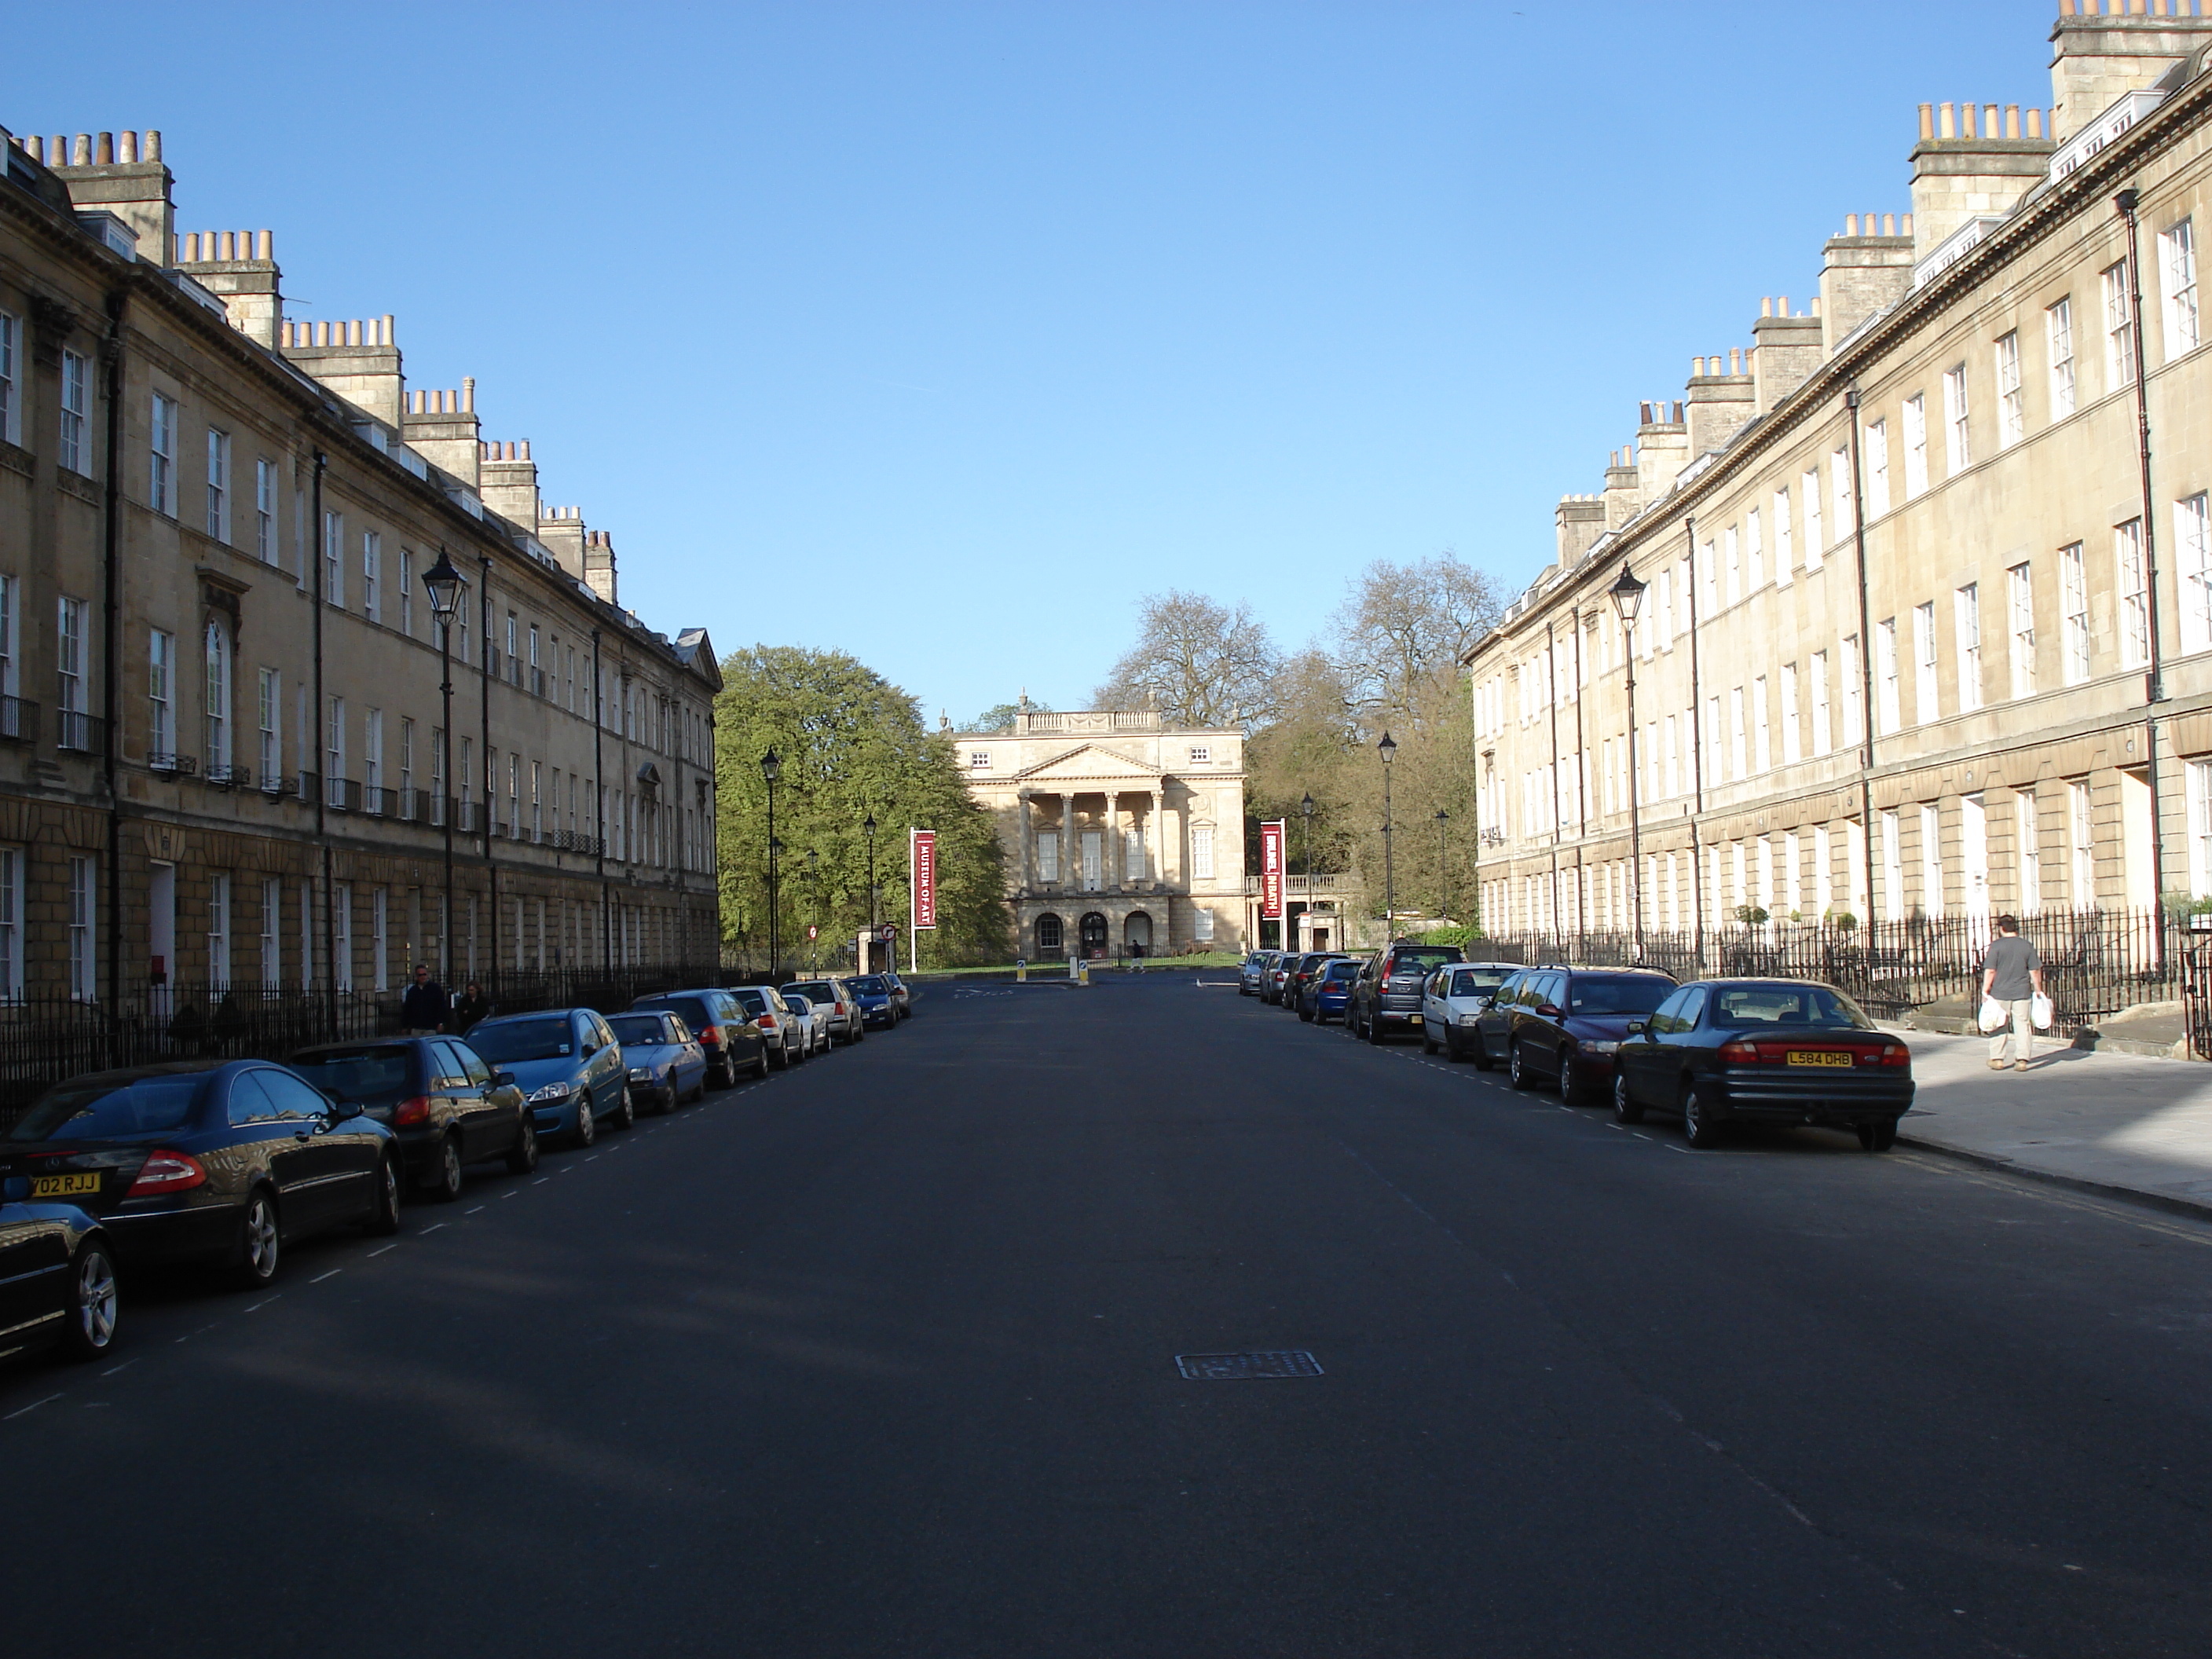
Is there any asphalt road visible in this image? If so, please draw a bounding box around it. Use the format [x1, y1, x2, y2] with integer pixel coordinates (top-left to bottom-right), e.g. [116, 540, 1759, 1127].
[5, 974, 2210, 1657]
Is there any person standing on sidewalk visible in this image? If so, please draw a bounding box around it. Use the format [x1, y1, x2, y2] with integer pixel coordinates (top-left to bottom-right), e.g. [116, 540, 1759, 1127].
[401, 963, 449, 1035]
[1980, 915, 2044, 1071]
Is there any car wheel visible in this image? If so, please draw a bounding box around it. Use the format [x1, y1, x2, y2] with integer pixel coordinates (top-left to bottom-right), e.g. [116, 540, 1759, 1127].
[1681, 1086, 1723, 1149]
[1558, 1049, 1581, 1103]
[366, 1155, 403, 1235]
[425, 1133, 466, 1201]
[753, 1048, 771, 1080]
[1509, 1042, 1534, 1090]
[573, 1099, 597, 1148]
[1367, 1009, 1387, 1045]
[1299, 1004, 1315, 1023]
[770, 1040, 790, 1071]
[1857, 1118, 1899, 1152]
[60, 1238, 119, 1361]
[236, 1188, 281, 1288]
[507, 1114, 540, 1174]
[1612, 1068, 1645, 1124]
[608, 1086, 635, 1131]
[1422, 1027, 1438, 1053]
[1470, 1031, 1496, 1071]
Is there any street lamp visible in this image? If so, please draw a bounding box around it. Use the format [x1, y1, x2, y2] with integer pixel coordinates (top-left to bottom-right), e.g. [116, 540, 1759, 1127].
[1609, 559, 1648, 957]
[1299, 791, 1315, 951]
[806, 847, 819, 972]
[1377, 731, 1397, 936]
[1435, 809, 1449, 925]
[760, 748, 781, 977]
[420, 547, 467, 989]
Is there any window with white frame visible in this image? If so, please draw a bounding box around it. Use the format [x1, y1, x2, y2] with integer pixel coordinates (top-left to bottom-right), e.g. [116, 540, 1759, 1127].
[2047, 298, 2077, 419]
[326, 696, 346, 805]
[1192, 824, 1215, 881]
[372, 888, 388, 989]
[68, 856, 93, 1001]
[1188, 745, 1211, 764]
[1811, 650, 1831, 756]
[2192, 762, 2212, 899]
[399, 548, 414, 636]
[2060, 542, 2091, 683]
[261, 877, 281, 987]
[1942, 364, 1970, 473]
[1954, 584, 1982, 712]
[0, 309, 15, 446]
[1903, 393, 1928, 496]
[401, 719, 415, 814]
[0, 848, 19, 1002]
[530, 760, 542, 843]
[1698, 540, 1717, 616]
[1780, 663, 1801, 764]
[2161, 217, 2199, 360]
[1725, 528, 1741, 606]
[1751, 676, 1771, 772]
[2070, 779, 2096, 906]
[2104, 259, 2136, 390]
[361, 531, 380, 623]
[1774, 487, 1793, 575]
[1841, 635, 1863, 745]
[1745, 507, 1764, 590]
[1802, 469, 1823, 568]
[1913, 601, 1939, 724]
[1036, 828, 1059, 882]
[969, 749, 990, 768]
[1876, 620, 1900, 734]
[2007, 562, 2034, 698]
[322, 511, 343, 606]
[258, 668, 280, 790]
[208, 873, 231, 985]
[334, 884, 353, 991]
[2016, 790, 2042, 914]
[1704, 696, 1723, 789]
[1995, 331, 2023, 447]
[1919, 804, 1944, 919]
[59, 350, 88, 474]
[1728, 687, 1746, 779]
[0, 574, 13, 719]
[1881, 811, 1903, 922]
[255, 459, 276, 563]
[1830, 448, 1855, 541]
[2117, 518, 2151, 669]
[364, 709, 383, 802]
[57, 597, 86, 739]
[148, 629, 174, 760]
[2179, 493, 2212, 655]
[150, 393, 178, 515]
[203, 622, 230, 774]
[1865, 419, 1889, 516]
[206, 428, 229, 543]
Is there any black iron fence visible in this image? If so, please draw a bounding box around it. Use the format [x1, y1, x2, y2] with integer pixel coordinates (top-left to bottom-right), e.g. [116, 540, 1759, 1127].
[1478, 908, 2181, 1027]
[0, 961, 723, 1130]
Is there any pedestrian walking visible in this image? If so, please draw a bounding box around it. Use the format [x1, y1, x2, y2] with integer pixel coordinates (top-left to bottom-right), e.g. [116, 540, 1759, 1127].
[452, 980, 494, 1035]
[401, 963, 449, 1035]
[1980, 914, 2045, 1071]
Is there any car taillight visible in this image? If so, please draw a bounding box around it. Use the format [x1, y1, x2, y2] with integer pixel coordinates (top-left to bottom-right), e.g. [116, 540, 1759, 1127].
[1719, 1040, 1763, 1064]
[757, 1015, 778, 1031]
[126, 1150, 207, 1196]
[699, 1024, 723, 1046]
[394, 1096, 431, 1126]
[1877, 1044, 1910, 1067]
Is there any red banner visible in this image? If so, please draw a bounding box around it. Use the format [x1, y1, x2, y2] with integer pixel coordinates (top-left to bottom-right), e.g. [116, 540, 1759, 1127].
[911, 829, 938, 929]
[1260, 819, 1284, 921]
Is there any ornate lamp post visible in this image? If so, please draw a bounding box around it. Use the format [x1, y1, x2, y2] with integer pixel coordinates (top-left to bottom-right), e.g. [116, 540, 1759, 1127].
[419, 547, 467, 988]
[1609, 559, 1648, 957]
[1378, 731, 1397, 936]
[1435, 809, 1449, 924]
[760, 748, 782, 977]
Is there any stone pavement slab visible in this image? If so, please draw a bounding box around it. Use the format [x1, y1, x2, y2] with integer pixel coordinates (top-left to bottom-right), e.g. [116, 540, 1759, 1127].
[1896, 1026, 2212, 1215]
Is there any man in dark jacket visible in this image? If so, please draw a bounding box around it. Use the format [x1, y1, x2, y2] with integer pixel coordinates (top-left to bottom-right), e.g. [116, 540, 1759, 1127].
[401, 964, 449, 1035]
[452, 981, 493, 1035]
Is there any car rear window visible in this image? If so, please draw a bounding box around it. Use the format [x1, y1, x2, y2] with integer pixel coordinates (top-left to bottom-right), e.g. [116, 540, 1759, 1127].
[1565, 976, 1675, 1016]
[846, 976, 885, 995]
[606, 1015, 673, 1046]
[731, 989, 770, 1015]
[468, 1019, 573, 1063]
[1322, 961, 1359, 981]
[287, 1047, 417, 1103]
[1448, 968, 1511, 998]
[1389, 948, 1461, 976]
[9, 1072, 212, 1141]
[1712, 984, 1873, 1028]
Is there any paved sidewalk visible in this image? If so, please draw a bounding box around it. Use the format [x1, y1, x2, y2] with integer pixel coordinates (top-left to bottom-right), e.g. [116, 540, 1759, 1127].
[1896, 1027, 2212, 1214]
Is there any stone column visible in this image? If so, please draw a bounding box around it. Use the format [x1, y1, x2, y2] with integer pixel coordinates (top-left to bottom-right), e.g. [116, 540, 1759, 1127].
[1105, 792, 1121, 888]
[1149, 789, 1164, 889]
[1018, 792, 1032, 891]
[1060, 793, 1075, 888]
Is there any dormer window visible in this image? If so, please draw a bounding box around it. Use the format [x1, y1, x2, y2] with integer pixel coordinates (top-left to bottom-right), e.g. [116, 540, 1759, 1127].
[1188, 745, 1210, 765]
[969, 749, 991, 769]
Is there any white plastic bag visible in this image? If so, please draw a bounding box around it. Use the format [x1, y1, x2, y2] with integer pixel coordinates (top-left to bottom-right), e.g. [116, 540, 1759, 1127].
[2031, 992, 2054, 1031]
[1976, 996, 2008, 1034]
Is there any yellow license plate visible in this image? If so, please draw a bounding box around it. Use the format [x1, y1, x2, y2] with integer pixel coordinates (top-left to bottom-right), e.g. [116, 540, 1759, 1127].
[1408, 1014, 1423, 1024]
[1785, 1051, 1853, 1068]
[29, 1172, 101, 1197]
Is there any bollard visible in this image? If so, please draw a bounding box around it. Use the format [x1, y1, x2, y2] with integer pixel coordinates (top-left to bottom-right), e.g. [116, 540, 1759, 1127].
[1016, 957, 1027, 984]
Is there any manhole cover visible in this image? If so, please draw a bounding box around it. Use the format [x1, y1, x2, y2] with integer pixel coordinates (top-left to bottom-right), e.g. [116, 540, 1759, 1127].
[1175, 1350, 1323, 1380]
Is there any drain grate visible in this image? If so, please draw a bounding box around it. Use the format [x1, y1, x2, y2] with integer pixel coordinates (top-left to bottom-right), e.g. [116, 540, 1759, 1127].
[1175, 1350, 1323, 1380]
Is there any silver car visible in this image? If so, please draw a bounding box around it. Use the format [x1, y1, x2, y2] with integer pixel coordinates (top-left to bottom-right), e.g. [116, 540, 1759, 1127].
[1421, 962, 1521, 1060]
[783, 979, 864, 1046]
[781, 993, 832, 1057]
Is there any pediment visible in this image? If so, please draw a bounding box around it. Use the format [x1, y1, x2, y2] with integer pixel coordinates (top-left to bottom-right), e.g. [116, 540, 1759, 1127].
[1015, 743, 1161, 784]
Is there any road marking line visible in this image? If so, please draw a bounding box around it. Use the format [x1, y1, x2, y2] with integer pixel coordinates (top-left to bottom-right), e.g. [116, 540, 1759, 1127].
[533, 1177, 551, 1185]
[100, 1359, 137, 1377]
[5, 1393, 61, 1421]
[367, 1243, 399, 1257]
[310, 1269, 342, 1284]
[465, 1205, 485, 1214]
[174, 1324, 216, 1344]
[419, 1223, 446, 1234]
[586, 1155, 599, 1163]
[501, 1190, 517, 1199]
[244, 1295, 280, 1313]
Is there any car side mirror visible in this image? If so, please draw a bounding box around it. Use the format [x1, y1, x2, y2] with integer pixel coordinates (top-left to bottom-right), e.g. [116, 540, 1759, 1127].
[581, 1042, 599, 1058]
[1624, 1020, 1647, 1035]
[493, 1071, 516, 1087]
[328, 1100, 364, 1121]
[1535, 1003, 1563, 1019]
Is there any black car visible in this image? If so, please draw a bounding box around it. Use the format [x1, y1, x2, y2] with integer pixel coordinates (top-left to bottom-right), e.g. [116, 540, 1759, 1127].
[631, 988, 767, 1086]
[1472, 965, 1678, 1101]
[288, 1038, 536, 1199]
[0, 1061, 401, 1288]
[0, 1202, 119, 1364]
[1613, 978, 1915, 1149]
[1283, 952, 1346, 1016]
[1347, 940, 1467, 1042]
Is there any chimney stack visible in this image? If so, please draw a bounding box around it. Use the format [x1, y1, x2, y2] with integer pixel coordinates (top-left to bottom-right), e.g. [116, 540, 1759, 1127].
[1909, 98, 2053, 265]
[46, 129, 172, 258]
[2049, 0, 2212, 144]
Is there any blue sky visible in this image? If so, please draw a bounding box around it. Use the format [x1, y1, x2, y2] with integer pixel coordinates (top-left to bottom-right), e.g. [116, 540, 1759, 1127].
[9, 2, 2060, 723]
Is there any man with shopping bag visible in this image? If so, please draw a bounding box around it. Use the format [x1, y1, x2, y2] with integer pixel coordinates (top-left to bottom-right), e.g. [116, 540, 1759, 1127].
[1979, 915, 2045, 1072]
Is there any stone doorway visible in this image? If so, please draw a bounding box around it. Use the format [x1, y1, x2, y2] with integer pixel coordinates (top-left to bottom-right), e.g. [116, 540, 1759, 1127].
[1079, 911, 1109, 958]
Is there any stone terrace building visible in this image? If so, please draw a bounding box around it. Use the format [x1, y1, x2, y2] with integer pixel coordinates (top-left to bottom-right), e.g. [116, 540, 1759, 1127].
[950, 706, 1248, 958]
[0, 126, 720, 1014]
[1467, 3, 2212, 958]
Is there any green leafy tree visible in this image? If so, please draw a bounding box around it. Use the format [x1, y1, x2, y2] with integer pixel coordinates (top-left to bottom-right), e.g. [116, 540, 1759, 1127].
[715, 647, 1009, 972]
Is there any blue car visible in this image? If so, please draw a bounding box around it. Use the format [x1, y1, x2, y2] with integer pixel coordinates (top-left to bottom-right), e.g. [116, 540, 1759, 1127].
[467, 1008, 632, 1147]
[603, 1011, 709, 1115]
[844, 974, 899, 1031]
[1304, 958, 1360, 1024]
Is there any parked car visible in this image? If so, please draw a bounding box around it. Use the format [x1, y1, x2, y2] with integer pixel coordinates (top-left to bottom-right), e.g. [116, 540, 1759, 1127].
[1472, 965, 1678, 1101]
[289, 1037, 537, 1198]
[729, 986, 804, 1068]
[1613, 978, 1914, 1149]
[602, 1011, 709, 1113]
[1262, 954, 1298, 1005]
[1284, 952, 1346, 1020]
[630, 988, 765, 1086]
[782, 994, 832, 1058]
[467, 1008, 633, 1146]
[1300, 957, 1362, 1024]
[1346, 940, 1468, 1042]
[881, 971, 914, 1020]
[784, 979, 864, 1046]
[0, 1202, 119, 1364]
[1239, 951, 1270, 995]
[0, 1060, 400, 1288]
[1420, 963, 1522, 1060]
[844, 975, 899, 1031]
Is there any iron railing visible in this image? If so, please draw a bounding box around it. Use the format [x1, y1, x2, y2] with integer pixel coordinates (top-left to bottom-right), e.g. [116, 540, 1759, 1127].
[0, 697, 38, 742]
[54, 709, 103, 753]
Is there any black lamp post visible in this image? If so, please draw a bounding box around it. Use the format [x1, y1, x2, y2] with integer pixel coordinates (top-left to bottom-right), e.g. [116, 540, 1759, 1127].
[1377, 731, 1397, 935]
[863, 811, 879, 929]
[1299, 791, 1315, 950]
[806, 847, 819, 972]
[1435, 809, 1449, 924]
[1609, 559, 1648, 956]
[761, 748, 781, 977]
[420, 547, 467, 989]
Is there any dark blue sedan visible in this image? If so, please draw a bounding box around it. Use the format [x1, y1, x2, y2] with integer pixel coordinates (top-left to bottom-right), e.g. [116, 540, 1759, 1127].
[844, 975, 899, 1031]
[468, 1009, 633, 1147]
[1612, 979, 1914, 1150]
[1301, 958, 1360, 1024]
[0, 1060, 401, 1288]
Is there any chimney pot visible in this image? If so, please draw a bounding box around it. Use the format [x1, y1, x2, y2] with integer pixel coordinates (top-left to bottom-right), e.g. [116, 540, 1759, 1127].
[257, 229, 273, 260]
[1884, 212, 1896, 236]
[1939, 103, 1957, 140]
[2027, 108, 2045, 140]
[2005, 104, 2020, 140]
[71, 134, 90, 166]
[1845, 213, 1859, 236]
[1919, 103, 1935, 140]
[144, 130, 160, 162]
[463, 376, 475, 412]
[94, 133, 113, 164]
[1901, 213, 1913, 236]
[118, 130, 137, 163]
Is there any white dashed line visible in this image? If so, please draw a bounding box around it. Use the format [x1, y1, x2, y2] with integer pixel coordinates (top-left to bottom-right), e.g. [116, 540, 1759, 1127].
[309, 1269, 342, 1284]
[533, 1177, 551, 1185]
[419, 1223, 446, 1234]
[244, 1295, 280, 1313]
[367, 1243, 399, 1257]
[100, 1359, 137, 1378]
[5, 1393, 62, 1421]
[465, 1205, 485, 1214]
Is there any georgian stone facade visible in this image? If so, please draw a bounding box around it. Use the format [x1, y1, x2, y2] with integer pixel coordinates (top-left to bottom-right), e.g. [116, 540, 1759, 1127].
[951, 709, 1248, 958]
[0, 124, 719, 1003]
